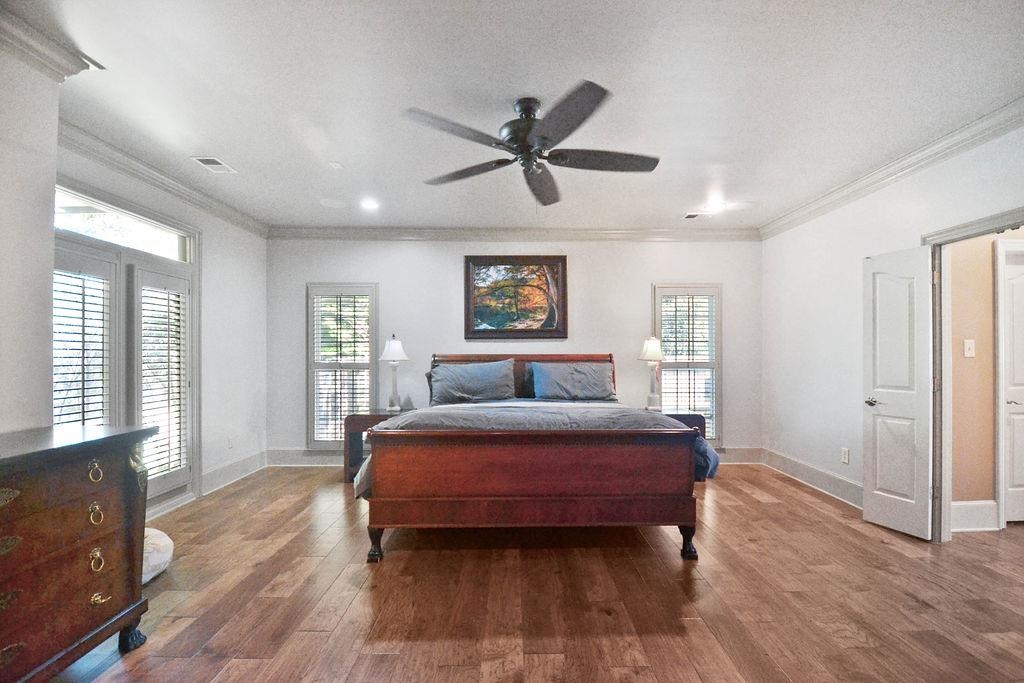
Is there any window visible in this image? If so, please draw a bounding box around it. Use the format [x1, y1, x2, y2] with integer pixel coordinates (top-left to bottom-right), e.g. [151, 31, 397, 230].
[55, 187, 189, 262]
[308, 284, 377, 449]
[52, 268, 112, 425]
[655, 284, 722, 440]
[53, 186, 197, 499]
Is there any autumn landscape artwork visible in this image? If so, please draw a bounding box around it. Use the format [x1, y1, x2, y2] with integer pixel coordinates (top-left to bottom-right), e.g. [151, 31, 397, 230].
[464, 255, 567, 339]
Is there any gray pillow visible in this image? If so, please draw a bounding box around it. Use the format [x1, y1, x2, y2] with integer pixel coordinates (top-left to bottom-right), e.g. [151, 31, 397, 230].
[429, 359, 516, 405]
[531, 362, 616, 401]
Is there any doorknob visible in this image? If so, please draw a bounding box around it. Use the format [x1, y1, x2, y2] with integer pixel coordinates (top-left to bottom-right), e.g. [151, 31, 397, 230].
[1008, 400, 1021, 405]
[864, 397, 882, 407]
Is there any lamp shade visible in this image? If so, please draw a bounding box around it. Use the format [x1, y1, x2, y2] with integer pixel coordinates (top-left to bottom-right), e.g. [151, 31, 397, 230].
[379, 334, 409, 362]
[638, 336, 663, 362]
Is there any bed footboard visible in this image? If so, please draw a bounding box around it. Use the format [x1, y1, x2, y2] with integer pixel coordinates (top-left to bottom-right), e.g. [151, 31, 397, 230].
[364, 427, 698, 561]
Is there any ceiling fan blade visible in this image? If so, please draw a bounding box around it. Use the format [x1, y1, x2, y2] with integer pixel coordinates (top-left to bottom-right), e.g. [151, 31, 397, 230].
[528, 80, 608, 150]
[524, 164, 560, 206]
[546, 149, 659, 172]
[424, 158, 515, 185]
[405, 108, 506, 149]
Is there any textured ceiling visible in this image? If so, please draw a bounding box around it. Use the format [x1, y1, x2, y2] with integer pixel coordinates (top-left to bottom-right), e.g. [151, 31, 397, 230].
[9, 0, 1024, 235]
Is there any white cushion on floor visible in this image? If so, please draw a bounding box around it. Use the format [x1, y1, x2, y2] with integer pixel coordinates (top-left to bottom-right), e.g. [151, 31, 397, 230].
[142, 527, 174, 584]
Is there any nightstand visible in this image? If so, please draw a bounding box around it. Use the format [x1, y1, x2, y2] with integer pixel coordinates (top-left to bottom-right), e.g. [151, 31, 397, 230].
[664, 413, 706, 438]
[343, 412, 394, 482]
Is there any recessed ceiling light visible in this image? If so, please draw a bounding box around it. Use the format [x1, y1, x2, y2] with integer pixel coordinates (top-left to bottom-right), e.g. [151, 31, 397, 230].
[360, 197, 380, 212]
[328, 161, 344, 170]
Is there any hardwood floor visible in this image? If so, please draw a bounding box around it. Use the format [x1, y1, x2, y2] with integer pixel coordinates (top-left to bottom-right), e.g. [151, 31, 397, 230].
[54, 464, 1024, 682]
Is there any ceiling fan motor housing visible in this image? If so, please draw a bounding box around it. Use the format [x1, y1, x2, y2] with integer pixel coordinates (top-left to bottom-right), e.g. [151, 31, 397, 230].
[502, 97, 546, 172]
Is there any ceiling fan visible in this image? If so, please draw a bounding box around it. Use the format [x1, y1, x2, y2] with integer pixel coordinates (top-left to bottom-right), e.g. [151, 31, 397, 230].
[405, 80, 660, 206]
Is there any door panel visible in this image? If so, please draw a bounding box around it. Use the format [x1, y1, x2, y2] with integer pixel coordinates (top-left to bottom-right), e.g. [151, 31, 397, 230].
[998, 242, 1024, 522]
[863, 246, 933, 539]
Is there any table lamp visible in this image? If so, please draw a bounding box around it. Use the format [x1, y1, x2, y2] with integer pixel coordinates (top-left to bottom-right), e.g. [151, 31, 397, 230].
[638, 336, 663, 411]
[380, 334, 409, 413]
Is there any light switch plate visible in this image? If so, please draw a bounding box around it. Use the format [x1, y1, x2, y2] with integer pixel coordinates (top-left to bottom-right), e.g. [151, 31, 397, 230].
[964, 339, 976, 358]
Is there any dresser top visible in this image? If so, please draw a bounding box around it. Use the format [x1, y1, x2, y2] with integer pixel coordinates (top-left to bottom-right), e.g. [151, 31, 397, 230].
[0, 424, 158, 465]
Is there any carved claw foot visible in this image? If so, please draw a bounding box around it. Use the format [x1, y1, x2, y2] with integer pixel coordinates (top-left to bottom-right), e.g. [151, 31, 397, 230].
[118, 619, 146, 653]
[679, 525, 699, 561]
[367, 526, 384, 563]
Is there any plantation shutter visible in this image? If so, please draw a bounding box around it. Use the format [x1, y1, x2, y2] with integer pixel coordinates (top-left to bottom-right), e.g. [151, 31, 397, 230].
[53, 269, 111, 425]
[133, 267, 191, 495]
[308, 285, 376, 448]
[657, 286, 722, 440]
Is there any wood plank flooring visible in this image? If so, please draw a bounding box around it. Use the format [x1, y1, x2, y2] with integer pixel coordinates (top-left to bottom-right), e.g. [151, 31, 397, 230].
[54, 465, 1024, 682]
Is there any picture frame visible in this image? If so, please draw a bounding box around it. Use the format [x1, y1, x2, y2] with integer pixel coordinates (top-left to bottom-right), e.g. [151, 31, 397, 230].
[464, 255, 568, 339]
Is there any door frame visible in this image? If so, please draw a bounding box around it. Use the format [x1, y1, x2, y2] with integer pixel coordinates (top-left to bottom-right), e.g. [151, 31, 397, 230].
[924, 205, 1024, 541]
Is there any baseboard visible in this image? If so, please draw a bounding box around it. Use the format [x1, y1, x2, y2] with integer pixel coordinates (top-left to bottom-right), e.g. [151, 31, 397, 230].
[201, 450, 267, 495]
[763, 449, 863, 508]
[265, 448, 346, 467]
[146, 490, 196, 521]
[951, 499, 999, 532]
[717, 447, 766, 464]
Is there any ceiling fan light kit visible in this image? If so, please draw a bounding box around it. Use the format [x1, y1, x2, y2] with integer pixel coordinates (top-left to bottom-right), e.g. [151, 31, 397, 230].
[405, 80, 660, 206]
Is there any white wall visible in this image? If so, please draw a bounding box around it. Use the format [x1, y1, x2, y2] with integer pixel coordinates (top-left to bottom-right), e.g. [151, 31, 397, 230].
[762, 126, 1024, 483]
[57, 148, 269, 480]
[0, 51, 61, 432]
[267, 240, 762, 451]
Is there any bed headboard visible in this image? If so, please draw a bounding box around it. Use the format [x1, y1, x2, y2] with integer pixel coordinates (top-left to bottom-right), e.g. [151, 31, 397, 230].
[431, 353, 615, 398]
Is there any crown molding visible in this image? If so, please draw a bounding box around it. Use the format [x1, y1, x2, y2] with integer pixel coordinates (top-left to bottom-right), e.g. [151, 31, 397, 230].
[58, 120, 269, 238]
[267, 224, 762, 242]
[759, 95, 1024, 241]
[0, 8, 86, 81]
[921, 205, 1024, 246]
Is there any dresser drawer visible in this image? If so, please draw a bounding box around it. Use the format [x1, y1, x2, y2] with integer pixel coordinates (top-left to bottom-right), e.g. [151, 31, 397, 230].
[0, 563, 131, 682]
[0, 449, 125, 524]
[0, 486, 127, 578]
[0, 532, 128, 641]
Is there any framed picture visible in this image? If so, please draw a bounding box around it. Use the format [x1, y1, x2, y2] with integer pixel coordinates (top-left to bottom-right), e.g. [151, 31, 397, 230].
[464, 255, 568, 339]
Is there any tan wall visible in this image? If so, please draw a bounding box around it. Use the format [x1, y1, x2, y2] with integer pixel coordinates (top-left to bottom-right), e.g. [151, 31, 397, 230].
[950, 227, 1024, 501]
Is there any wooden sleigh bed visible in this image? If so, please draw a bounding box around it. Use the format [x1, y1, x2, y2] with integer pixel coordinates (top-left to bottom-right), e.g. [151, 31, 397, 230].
[363, 353, 702, 562]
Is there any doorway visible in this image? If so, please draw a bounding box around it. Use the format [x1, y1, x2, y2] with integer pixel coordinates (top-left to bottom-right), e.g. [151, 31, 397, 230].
[939, 225, 1024, 534]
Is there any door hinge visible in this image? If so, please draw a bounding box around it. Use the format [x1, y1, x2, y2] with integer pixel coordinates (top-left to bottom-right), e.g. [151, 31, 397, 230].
[932, 270, 940, 286]
[929, 485, 936, 499]
[932, 377, 940, 393]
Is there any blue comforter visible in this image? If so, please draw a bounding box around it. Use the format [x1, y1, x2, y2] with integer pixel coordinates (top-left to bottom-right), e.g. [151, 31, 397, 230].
[354, 401, 719, 498]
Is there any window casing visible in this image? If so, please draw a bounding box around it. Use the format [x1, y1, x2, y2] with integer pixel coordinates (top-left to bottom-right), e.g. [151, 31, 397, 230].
[655, 284, 722, 441]
[307, 284, 378, 449]
[53, 185, 198, 499]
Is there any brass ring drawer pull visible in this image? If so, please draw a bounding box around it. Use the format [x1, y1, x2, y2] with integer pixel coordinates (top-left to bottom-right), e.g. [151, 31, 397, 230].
[88, 460, 103, 482]
[88, 502, 104, 526]
[0, 488, 19, 509]
[89, 592, 112, 605]
[89, 547, 105, 572]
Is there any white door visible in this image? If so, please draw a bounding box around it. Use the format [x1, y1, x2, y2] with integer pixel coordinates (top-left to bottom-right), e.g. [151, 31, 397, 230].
[996, 240, 1024, 523]
[863, 246, 933, 539]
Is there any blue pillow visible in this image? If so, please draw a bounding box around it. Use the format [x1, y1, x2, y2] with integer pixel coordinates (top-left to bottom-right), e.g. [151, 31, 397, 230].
[429, 359, 516, 405]
[531, 362, 616, 401]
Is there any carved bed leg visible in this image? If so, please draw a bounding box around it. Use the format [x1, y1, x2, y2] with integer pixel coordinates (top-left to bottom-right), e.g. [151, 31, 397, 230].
[679, 525, 698, 560]
[118, 617, 146, 653]
[367, 527, 384, 563]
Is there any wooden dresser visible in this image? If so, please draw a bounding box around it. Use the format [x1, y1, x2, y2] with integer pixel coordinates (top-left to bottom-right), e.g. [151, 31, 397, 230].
[0, 425, 156, 682]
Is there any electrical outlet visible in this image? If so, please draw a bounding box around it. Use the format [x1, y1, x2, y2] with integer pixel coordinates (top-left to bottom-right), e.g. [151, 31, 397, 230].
[964, 339, 976, 358]
[227, 437, 235, 450]
[841, 447, 850, 465]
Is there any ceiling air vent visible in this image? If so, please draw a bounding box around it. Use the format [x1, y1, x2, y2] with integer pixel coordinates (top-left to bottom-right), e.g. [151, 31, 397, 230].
[192, 157, 236, 174]
[684, 213, 702, 219]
